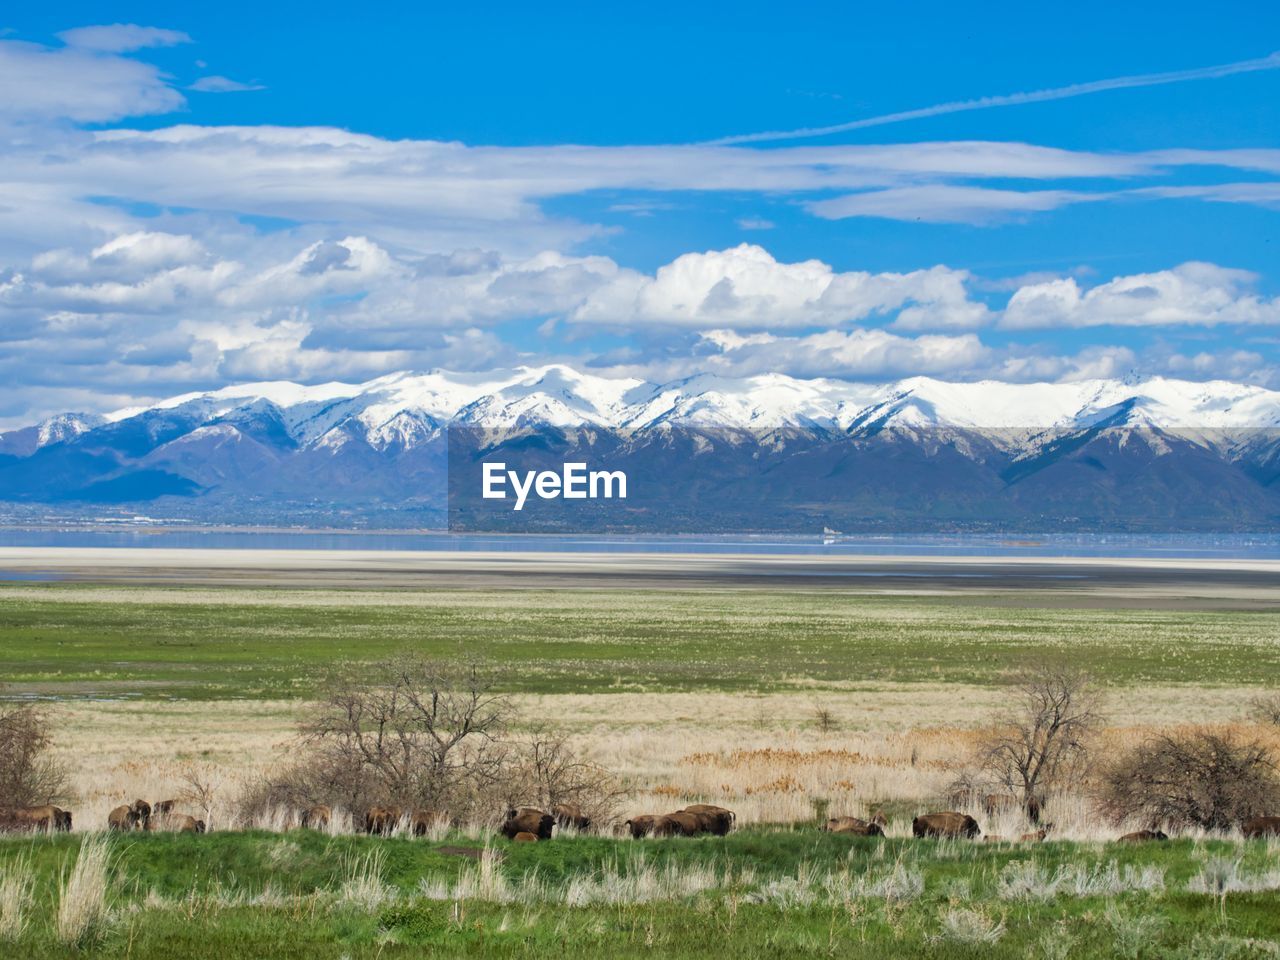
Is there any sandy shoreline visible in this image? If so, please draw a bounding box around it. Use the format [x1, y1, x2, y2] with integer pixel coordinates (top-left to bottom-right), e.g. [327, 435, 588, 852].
[3, 545, 1280, 602]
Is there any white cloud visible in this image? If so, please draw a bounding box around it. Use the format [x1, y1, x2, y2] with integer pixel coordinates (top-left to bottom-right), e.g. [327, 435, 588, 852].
[8, 120, 1279, 259]
[570, 244, 990, 330]
[56, 24, 191, 53]
[685, 327, 990, 379]
[1002, 262, 1280, 328]
[189, 76, 265, 93]
[808, 185, 1099, 224]
[1137, 181, 1280, 210]
[994, 345, 1138, 382]
[0, 36, 184, 123]
[0, 31, 1277, 424]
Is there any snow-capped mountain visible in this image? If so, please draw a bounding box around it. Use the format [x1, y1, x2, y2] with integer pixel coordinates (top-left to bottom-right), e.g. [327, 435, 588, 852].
[4, 366, 1280, 531]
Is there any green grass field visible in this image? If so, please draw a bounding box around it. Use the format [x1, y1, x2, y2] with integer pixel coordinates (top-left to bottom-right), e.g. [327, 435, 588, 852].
[1, 829, 1278, 958]
[2, 584, 1279, 698]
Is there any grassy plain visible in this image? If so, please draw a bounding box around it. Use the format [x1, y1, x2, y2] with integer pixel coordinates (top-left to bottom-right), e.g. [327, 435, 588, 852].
[2, 570, 1280, 957]
[2, 583, 1280, 698]
[2, 830, 1280, 958]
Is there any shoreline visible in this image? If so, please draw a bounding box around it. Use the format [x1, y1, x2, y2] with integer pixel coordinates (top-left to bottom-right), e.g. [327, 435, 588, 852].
[4, 544, 1280, 571]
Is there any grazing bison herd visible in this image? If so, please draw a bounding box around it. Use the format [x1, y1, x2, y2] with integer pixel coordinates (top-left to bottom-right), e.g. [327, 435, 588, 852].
[2, 800, 1279, 843]
[105, 799, 206, 834]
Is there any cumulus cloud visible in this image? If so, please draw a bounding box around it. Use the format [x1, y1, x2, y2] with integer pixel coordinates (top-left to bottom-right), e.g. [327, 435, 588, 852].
[684, 327, 990, 379]
[6, 226, 1278, 426]
[1, 31, 1278, 425]
[570, 244, 990, 330]
[1002, 262, 1280, 328]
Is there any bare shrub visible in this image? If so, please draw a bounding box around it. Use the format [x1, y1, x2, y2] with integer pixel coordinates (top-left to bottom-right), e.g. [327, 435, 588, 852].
[1098, 729, 1280, 832]
[178, 765, 221, 825]
[239, 657, 622, 825]
[502, 729, 627, 826]
[0, 705, 67, 808]
[975, 666, 1101, 818]
[1250, 692, 1280, 727]
[812, 704, 838, 734]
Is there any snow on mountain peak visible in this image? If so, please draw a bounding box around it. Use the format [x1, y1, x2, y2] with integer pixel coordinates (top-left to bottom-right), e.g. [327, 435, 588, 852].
[73, 367, 1280, 452]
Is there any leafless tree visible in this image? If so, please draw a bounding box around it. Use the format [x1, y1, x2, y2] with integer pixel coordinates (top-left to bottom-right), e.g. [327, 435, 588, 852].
[238, 657, 630, 825]
[506, 727, 627, 823]
[298, 656, 513, 811]
[0, 705, 67, 808]
[178, 765, 221, 824]
[978, 666, 1102, 818]
[1099, 729, 1280, 831]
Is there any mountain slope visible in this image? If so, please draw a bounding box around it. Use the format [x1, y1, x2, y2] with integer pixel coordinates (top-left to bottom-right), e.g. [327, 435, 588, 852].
[4, 367, 1280, 531]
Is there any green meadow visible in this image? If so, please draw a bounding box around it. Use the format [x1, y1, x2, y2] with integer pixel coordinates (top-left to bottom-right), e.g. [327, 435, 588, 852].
[1, 584, 1279, 698]
[2, 829, 1280, 959]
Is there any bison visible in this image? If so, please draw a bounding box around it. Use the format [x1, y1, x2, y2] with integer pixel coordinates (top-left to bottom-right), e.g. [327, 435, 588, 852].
[624, 814, 674, 838]
[681, 804, 735, 836]
[1019, 829, 1049, 842]
[552, 802, 591, 831]
[1, 805, 72, 833]
[1118, 829, 1168, 843]
[501, 807, 553, 840]
[1242, 816, 1280, 839]
[147, 812, 204, 833]
[301, 804, 331, 830]
[822, 816, 884, 837]
[108, 799, 151, 832]
[152, 799, 178, 817]
[662, 811, 703, 837]
[175, 815, 205, 833]
[107, 804, 139, 831]
[912, 812, 980, 839]
[364, 806, 403, 835]
[512, 831, 539, 842]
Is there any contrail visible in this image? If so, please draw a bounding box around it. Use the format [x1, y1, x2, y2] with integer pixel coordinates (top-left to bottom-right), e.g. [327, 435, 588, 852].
[707, 51, 1280, 146]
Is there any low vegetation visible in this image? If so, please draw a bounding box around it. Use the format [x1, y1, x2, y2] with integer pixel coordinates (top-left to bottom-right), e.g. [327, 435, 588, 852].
[3, 582, 1280, 956]
[3, 584, 1280, 698]
[0, 829, 1277, 958]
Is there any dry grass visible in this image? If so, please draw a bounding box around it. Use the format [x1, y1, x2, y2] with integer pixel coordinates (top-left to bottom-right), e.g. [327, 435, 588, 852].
[34, 690, 1280, 839]
[0, 853, 34, 941]
[55, 834, 112, 947]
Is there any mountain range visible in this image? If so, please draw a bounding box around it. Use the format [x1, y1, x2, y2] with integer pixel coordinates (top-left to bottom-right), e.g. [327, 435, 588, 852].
[4, 367, 1280, 531]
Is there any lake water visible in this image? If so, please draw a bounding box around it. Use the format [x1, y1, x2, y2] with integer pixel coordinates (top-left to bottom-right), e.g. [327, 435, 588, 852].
[3, 528, 1280, 559]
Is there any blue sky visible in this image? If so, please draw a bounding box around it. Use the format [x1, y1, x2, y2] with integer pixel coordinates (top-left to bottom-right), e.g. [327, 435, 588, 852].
[1, 3, 1278, 425]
